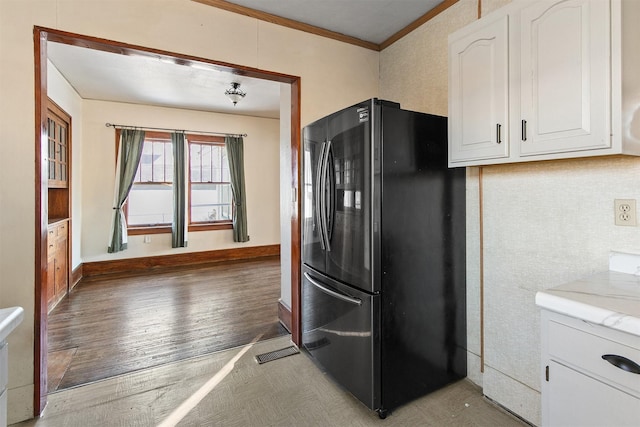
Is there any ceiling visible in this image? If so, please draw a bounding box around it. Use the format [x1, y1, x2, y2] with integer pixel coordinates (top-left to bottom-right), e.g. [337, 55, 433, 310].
[47, 0, 446, 119]
[47, 42, 283, 119]
[218, 0, 445, 45]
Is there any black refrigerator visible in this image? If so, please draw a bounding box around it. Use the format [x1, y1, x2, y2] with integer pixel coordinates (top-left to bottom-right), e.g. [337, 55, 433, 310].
[301, 98, 466, 418]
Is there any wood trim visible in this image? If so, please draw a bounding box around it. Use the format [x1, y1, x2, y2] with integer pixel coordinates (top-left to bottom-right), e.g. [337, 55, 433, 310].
[40, 26, 299, 84]
[82, 245, 280, 277]
[379, 0, 460, 50]
[71, 263, 83, 290]
[127, 223, 234, 235]
[277, 300, 292, 333]
[290, 79, 302, 346]
[192, 0, 380, 51]
[33, 28, 48, 416]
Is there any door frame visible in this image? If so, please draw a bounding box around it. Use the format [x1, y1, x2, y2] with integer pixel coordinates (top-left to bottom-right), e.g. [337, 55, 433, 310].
[33, 26, 302, 415]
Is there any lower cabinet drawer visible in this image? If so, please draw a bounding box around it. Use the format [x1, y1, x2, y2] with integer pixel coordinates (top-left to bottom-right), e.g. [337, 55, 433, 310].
[548, 319, 640, 396]
[548, 360, 640, 427]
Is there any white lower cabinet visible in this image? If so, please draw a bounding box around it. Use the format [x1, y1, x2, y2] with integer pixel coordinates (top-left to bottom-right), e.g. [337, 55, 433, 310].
[541, 310, 640, 426]
[0, 389, 6, 427]
[0, 342, 7, 427]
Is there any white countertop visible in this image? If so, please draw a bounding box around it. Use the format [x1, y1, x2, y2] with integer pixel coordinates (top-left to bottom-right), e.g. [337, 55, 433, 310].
[535, 271, 640, 337]
[0, 307, 24, 343]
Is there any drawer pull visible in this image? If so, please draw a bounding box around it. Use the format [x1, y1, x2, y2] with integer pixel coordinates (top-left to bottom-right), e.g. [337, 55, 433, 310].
[602, 354, 640, 374]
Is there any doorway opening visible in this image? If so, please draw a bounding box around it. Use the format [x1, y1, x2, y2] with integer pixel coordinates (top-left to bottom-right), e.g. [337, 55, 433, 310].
[34, 26, 301, 416]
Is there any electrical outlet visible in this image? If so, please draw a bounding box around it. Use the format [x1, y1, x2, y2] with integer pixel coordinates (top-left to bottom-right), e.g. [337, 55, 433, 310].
[614, 199, 637, 226]
[144, 235, 152, 243]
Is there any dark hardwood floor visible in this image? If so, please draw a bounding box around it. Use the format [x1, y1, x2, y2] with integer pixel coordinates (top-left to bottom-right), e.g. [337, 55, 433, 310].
[47, 256, 288, 392]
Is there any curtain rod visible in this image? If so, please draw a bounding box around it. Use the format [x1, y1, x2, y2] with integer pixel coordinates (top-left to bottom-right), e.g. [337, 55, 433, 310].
[105, 123, 247, 138]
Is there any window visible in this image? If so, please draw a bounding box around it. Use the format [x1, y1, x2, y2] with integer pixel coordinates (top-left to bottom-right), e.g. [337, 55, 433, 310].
[122, 131, 233, 233]
[128, 135, 174, 226]
[189, 137, 232, 224]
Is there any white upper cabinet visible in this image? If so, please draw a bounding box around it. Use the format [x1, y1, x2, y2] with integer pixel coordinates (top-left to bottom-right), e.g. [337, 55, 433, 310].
[519, 0, 610, 155]
[449, 14, 509, 163]
[448, 0, 640, 167]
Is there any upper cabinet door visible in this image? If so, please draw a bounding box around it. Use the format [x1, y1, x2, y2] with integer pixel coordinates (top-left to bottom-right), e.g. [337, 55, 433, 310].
[449, 14, 510, 165]
[519, 0, 610, 155]
[47, 103, 70, 188]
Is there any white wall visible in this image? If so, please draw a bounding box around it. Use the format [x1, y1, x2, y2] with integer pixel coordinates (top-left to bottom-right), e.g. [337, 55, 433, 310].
[381, 0, 640, 425]
[0, 0, 379, 423]
[279, 83, 293, 309]
[80, 100, 280, 261]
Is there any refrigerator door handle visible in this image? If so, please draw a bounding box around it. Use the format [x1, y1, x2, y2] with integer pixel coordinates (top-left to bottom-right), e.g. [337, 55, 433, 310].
[315, 141, 327, 250]
[304, 272, 362, 306]
[320, 139, 333, 252]
[326, 141, 335, 242]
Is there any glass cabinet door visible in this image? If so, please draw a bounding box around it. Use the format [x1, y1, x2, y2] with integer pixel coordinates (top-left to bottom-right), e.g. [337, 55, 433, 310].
[47, 107, 69, 188]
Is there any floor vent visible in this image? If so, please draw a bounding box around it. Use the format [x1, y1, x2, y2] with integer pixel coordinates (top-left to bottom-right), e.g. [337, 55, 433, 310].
[255, 346, 299, 364]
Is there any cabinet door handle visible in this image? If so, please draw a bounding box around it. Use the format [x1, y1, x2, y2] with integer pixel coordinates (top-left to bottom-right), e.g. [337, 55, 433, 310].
[496, 123, 502, 144]
[522, 120, 527, 141]
[602, 354, 640, 374]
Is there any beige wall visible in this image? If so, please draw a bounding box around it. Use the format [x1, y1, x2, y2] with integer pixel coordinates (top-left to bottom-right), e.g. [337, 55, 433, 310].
[381, 0, 640, 425]
[79, 99, 280, 261]
[0, 0, 379, 423]
[10, 0, 637, 424]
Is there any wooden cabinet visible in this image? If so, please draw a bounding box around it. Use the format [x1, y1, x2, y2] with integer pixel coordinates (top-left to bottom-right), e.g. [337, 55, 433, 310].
[541, 310, 640, 426]
[46, 98, 71, 312]
[47, 220, 69, 312]
[47, 99, 71, 221]
[448, 0, 640, 167]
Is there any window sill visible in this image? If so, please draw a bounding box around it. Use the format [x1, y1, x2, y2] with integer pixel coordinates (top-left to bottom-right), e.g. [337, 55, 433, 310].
[127, 223, 232, 235]
[189, 223, 233, 232]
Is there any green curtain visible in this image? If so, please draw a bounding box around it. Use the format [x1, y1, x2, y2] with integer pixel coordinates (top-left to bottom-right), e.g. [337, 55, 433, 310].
[225, 136, 249, 242]
[172, 132, 188, 248]
[108, 129, 145, 253]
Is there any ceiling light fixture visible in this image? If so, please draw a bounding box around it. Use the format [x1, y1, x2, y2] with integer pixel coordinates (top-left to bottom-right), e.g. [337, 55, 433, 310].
[225, 82, 246, 106]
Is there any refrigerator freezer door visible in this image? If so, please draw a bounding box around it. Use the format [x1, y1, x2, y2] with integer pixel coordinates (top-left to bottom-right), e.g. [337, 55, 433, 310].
[302, 119, 328, 272]
[301, 266, 380, 410]
[324, 101, 375, 292]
